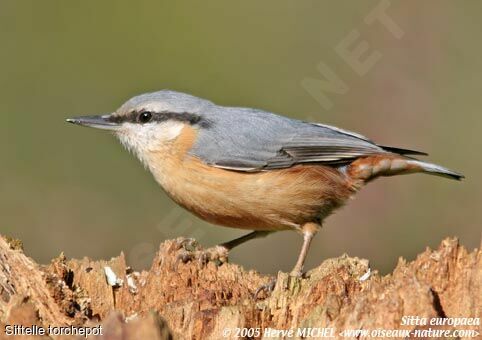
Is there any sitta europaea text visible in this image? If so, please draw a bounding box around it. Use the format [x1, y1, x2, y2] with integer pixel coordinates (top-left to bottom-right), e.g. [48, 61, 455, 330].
[67, 90, 463, 276]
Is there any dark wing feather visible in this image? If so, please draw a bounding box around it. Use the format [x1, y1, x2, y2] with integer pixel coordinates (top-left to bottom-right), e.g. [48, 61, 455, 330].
[378, 146, 428, 156]
[263, 131, 384, 170]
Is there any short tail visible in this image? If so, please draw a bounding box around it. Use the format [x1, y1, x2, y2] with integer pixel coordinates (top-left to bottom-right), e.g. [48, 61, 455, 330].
[348, 155, 464, 182]
[405, 159, 464, 181]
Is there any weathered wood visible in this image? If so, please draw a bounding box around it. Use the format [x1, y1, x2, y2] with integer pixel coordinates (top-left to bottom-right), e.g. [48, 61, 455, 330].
[0, 235, 480, 339]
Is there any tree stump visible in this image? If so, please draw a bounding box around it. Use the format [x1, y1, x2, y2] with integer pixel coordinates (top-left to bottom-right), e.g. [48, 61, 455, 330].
[0, 235, 480, 339]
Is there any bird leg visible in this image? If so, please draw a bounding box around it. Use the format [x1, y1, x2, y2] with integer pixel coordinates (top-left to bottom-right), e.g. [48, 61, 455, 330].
[254, 223, 320, 299]
[290, 222, 320, 277]
[220, 230, 273, 250]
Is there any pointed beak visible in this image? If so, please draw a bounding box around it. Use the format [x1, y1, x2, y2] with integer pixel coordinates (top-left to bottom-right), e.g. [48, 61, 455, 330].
[66, 115, 120, 131]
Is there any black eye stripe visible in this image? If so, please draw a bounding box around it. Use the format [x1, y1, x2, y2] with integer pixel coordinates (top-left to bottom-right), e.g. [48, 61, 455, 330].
[108, 111, 210, 127]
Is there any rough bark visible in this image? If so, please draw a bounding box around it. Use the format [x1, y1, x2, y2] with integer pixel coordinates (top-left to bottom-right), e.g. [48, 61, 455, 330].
[0, 235, 480, 339]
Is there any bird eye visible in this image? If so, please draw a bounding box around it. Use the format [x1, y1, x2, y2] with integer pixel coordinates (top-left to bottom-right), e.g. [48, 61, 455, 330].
[137, 111, 153, 124]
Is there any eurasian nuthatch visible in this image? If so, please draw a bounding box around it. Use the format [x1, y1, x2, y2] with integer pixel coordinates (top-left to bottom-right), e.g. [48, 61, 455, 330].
[67, 90, 463, 276]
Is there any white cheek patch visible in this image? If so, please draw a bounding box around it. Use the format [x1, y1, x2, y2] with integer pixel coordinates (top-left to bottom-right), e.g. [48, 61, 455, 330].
[115, 121, 185, 167]
[157, 120, 185, 142]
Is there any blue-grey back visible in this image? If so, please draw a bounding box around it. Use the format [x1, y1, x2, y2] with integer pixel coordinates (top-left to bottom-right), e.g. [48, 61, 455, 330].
[190, 104, 385, 171]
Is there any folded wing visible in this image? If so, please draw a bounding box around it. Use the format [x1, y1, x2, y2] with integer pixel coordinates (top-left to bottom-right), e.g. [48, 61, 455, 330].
[191, 107, 424, 172]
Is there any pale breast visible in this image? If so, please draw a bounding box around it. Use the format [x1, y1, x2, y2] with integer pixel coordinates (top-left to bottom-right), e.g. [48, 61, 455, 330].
[145, 126, 356, 231]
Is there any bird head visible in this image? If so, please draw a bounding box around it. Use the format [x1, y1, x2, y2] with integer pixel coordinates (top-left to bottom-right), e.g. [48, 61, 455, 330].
[67, 90, 212, 165]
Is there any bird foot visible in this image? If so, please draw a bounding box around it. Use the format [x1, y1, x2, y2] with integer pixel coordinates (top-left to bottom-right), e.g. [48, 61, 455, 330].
[253, 278, 277, 300]
[177, 239, 229, 266]
[289, 269, 303, 278]
[254, 269, 305, 300]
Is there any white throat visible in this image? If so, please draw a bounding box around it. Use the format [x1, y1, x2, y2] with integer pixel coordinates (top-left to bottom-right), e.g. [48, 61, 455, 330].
[116, 120, 185, 167]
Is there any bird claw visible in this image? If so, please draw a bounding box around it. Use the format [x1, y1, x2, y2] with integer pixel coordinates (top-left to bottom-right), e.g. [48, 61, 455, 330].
[177, 241, 229, 266]
[289, 270, 303, 278]
[177, 238, 199, 252]
[253, 278, 277, 300]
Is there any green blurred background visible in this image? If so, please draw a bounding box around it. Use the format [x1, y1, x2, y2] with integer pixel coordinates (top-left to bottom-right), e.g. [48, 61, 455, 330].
[1, 1, 480, 274]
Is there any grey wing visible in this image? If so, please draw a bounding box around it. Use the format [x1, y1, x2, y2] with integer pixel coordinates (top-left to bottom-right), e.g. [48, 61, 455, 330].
[190, 107, 389, 172]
